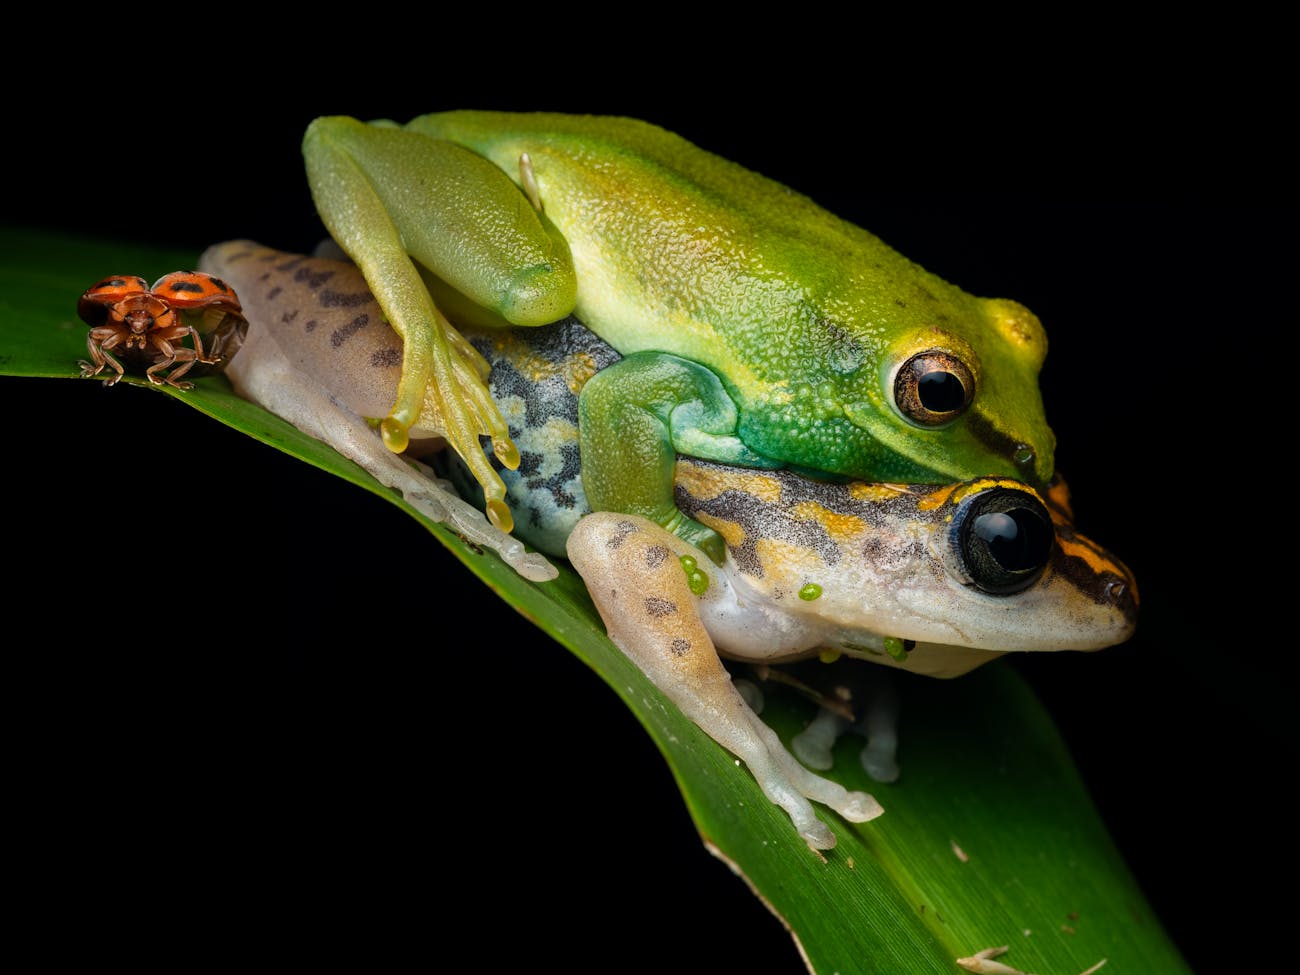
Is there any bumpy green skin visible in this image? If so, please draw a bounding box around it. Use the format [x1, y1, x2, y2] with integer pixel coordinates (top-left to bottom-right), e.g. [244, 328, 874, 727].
[304, 111, 1055, 553]
[408, 112, 1054, 482]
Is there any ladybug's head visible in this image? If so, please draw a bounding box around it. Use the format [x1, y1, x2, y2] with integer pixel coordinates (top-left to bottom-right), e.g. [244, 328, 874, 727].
[112, 294, 175, 335]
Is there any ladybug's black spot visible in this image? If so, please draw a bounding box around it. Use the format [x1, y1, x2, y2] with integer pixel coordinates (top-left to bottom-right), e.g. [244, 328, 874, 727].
[103, 278, 127, 287]
[167, 280, 205, 294]
[207, 276, 231, 293]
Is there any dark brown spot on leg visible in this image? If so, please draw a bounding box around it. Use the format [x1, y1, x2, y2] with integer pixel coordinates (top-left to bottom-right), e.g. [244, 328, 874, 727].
[330, 313, 370, 347]
[294, 267, 336, 290]
[606, 521, 640, 550]
[645, 545, 670, 569]
[645, 597, 677, 618]
[670, 638, 690, 657]
[266, 287, 282, 300]
[320, 290, 372, 308]
[370, 348, 401, 368]
[281, 309, 299, 324]
[304, 319, 318, 333]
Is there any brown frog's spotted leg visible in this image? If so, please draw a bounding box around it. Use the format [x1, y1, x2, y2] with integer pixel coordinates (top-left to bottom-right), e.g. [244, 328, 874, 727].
[567, 512, 883, 851]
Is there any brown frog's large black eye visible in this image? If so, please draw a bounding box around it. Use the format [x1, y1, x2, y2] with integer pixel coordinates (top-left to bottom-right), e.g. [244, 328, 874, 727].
[894, 351, 975, 426]
[951, 487, 1053, 595]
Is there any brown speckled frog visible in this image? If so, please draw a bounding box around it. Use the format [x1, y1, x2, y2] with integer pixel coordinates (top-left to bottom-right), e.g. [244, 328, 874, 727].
[201, 241, 1135, 851]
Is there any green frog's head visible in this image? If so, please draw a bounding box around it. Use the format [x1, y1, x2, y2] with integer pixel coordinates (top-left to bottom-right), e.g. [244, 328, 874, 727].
[840, 296, 1055, 491]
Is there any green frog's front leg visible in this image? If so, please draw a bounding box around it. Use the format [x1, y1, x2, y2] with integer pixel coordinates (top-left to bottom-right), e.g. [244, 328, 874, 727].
[578, 353, 782, 564]
[303, 117, 577, 532]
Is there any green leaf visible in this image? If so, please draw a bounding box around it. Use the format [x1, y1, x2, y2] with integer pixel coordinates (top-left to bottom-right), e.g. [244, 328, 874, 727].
[1, 226, 1191, 974]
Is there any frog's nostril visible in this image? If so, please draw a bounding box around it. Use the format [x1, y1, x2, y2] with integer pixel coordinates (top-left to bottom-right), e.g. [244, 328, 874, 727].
[1104, 576, 1140, 614]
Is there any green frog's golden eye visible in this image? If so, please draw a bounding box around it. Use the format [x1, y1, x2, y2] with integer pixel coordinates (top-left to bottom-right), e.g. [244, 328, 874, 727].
[894, 350, 975, 426]
[952, 487, 1053, 595]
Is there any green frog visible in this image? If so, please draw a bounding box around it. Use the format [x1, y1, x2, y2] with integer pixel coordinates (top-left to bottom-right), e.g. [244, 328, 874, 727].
[200, 241, 1135, 850]
[302, 111, 1054, 562]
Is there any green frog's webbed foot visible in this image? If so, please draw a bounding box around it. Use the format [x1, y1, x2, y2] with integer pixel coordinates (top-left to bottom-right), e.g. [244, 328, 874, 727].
[380, 313, 521, 533]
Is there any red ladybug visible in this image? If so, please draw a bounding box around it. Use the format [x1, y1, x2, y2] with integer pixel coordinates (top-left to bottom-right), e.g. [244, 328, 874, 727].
[150, 271, 249, 366]
[76, 271, 247, 389]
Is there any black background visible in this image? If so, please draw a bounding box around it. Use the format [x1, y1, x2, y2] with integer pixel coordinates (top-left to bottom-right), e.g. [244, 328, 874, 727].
[5, 37, 1291, 972]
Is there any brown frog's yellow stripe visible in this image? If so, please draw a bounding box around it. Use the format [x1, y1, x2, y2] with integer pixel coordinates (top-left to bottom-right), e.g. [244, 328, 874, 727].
[673, 460, 785, 506]
[673, 457, 1137, 621]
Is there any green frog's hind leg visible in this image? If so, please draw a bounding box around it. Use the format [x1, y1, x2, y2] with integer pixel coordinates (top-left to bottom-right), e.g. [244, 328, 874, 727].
[567, 513, 883, 850]
[303, 117, 577, 529]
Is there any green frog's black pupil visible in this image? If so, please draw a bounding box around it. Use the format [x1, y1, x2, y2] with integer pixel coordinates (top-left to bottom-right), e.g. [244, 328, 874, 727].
[954, 489, 1053, 595]
[894, 350, 974, 426]
[918, 371, 966, 413]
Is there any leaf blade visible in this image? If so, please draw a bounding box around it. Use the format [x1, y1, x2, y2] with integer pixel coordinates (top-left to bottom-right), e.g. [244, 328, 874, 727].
[0, 226, 1191, 974]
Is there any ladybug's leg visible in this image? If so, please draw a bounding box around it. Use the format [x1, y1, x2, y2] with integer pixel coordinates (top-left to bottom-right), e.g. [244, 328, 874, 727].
[161, 348, 199, 390]
[78, 333, 107, 378]
[203, 311, 247, 364]
[80, 326, 126, 385]
[198, 313, 249, 368]
[144, 337, 179, 387]
[185, 324, 219, 367]
[146, 336, 199, 391]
